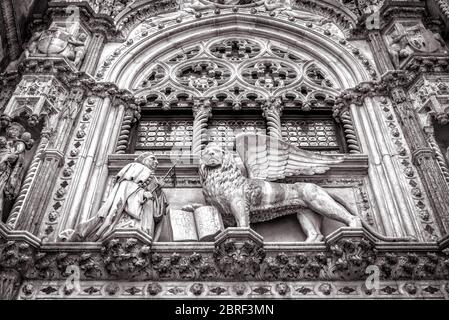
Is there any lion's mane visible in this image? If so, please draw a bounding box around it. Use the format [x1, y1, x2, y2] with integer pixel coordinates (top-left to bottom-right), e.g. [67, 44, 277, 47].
[199, 151, 246, 203]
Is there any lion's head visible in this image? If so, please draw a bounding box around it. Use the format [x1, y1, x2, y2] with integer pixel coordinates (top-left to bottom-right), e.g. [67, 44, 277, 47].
[198, 143, 246, 204]
[200, 143, 226, 168]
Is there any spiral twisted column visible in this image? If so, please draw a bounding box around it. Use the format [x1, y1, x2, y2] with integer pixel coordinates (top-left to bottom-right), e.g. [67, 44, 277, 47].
[424, 127, 449, 184]
[115, 106, 133, 154]
[192, 103, 212, 155]
[6, 132, 50, 228]
[333, 102, 361, 154]
[262, 98, 283, 139]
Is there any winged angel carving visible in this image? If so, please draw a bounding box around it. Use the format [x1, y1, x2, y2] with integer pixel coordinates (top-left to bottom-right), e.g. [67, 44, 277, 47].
[190, 133, 362, 242]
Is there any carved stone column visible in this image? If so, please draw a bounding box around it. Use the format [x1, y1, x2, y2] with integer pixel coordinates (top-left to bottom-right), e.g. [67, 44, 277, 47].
[192, 101, 212, 155]
[6, 132, 50, 228]
[0, 0, 21, 61]
[262, 98, 283, 139]
[333, 102, 361, 154]
[115, 107, 136, 154]
[423, 126, 449, 185]
[389, 86, 449, 234]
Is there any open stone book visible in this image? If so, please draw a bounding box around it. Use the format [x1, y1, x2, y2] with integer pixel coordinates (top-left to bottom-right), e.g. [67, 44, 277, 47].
[168, 206, 225, 241]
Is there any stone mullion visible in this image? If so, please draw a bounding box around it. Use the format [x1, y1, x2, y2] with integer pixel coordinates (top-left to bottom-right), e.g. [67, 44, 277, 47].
[6, 133, 50, 228]
[391, 88, 449, 234]
[80, 33, 105, 75]
[192, 104, 212, 155]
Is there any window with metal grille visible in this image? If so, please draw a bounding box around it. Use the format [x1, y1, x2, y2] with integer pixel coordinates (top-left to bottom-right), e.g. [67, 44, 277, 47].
[135, 118, 193, 152]
[281, 114, 346, 153]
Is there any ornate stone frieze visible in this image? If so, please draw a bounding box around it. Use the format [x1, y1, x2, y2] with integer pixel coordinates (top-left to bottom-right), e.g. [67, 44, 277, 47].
[17, 279, 449, 299]
[1, 226, 449, 286]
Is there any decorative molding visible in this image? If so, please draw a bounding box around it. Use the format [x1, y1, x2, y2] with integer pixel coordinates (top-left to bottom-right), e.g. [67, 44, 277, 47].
[17, 279, 449, 299]
[1, 226, 449, 286]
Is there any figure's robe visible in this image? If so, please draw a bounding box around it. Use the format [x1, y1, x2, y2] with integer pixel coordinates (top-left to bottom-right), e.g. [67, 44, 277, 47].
[72, 162, 168, 241]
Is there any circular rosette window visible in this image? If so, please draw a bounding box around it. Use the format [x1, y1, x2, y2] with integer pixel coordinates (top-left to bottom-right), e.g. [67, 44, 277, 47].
[240, 60, 299, 92]
[175, 61, 232, 93]
[209, 38, 262, 62]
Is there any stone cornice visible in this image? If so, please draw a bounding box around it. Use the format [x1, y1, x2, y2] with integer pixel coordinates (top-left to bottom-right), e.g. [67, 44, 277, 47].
[1, 225, 449, 283]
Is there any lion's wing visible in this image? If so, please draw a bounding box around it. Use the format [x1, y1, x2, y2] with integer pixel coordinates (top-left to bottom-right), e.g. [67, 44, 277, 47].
[235, 133, 343, 181]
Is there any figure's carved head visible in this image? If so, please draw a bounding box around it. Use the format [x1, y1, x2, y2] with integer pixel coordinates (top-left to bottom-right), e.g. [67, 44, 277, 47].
[136, 151, 159, 170]
[201, 143, 226, 168]
[0, 136, 7, 148]
[6, 122, 25, 139]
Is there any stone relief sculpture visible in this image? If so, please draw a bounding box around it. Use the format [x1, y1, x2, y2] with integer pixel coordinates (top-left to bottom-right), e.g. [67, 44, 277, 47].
[388, 24, 447, 68]
[0, 123, 34, 221]
[262, 0, 329, 24]
[145, 0, 217, 26]
[65, 152, 168, 241]
[189, 133, 362, 242]
[24, 25, 88, 67]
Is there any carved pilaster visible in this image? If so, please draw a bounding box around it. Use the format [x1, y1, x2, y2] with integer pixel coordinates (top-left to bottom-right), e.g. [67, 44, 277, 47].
[367, 32, 395, 74]
[6, 133, 50, 228]
[17, 151, 65, 233]
[192, 100, 212, 155]
[262, 98, 283, 140]
[80, 33, 105, 75]
[389, 86, 449, 234]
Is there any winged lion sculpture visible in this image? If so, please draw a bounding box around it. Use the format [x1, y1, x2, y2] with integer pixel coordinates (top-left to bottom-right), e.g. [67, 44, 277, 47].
[184, 133, 362, 242]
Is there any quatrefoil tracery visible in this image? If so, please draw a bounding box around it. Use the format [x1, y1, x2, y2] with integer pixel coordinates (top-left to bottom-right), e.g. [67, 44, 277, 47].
[133, 37, 340, 111]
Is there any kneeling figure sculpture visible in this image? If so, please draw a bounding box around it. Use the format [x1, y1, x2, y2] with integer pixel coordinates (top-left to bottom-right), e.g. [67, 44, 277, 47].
[197, 133, 361, 242]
